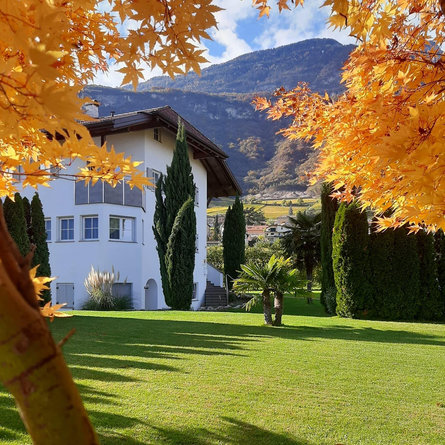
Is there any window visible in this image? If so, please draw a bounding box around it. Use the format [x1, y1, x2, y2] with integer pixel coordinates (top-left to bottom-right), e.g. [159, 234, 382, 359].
[193, 282, 198, 300]
[109, 216, 135, 242]
[45, 219, 51, 241]
[153, 128, 161, 142]
[83, 216, 98, 240]
[195, 187, 199, 206]
[146, 168, 161, 190]
[195, 232, 198, 253]
[59, 217, 74, 241]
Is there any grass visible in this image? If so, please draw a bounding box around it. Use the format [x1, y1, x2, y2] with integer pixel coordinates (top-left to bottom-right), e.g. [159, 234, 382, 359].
[1, 298, 445, 444]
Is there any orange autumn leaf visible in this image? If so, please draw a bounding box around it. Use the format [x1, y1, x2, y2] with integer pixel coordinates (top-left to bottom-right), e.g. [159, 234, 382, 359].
[254, 0, 445, 232]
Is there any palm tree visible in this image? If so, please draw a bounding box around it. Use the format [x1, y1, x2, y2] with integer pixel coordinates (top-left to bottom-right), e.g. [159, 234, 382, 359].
[282, 211, 321, 296]
[273, 262, 303, 326]
[233, 255, 298, 325]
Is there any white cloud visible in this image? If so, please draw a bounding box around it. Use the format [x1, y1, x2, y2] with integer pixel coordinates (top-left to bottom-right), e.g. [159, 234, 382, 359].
[254, 0, 356, 49]
[92, 0, 357, 87]
[206, 0, 257, 64]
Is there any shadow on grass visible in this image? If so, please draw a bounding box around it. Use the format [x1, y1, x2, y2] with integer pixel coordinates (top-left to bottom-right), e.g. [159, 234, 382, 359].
[149, 417, 312, 445]
[0, 392, 27, 442]
[2, 312, 443, 443]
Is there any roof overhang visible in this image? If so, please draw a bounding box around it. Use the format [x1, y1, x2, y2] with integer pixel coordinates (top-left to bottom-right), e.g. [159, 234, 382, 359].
[83, 106, 241, 200]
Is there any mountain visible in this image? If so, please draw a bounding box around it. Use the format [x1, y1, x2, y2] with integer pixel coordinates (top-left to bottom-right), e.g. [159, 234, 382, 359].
[89, 39, 354, 195]
[136, 39, 354, 95]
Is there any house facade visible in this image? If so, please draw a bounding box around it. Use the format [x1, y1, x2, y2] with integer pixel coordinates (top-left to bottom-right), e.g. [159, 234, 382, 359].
[21, 106, 240, 310]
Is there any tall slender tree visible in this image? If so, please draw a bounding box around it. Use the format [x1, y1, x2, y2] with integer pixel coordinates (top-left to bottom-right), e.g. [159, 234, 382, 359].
[434, 230, 445, 312]
[153, 174, 171, 305]
[153, 121, 196, 310]
[223, 196, 246, 289]
[320, 183, 338, 311]
[30, 193, 52, 304]
[416, 230, 443, 321]
[391, 227, 420, 320]
[213, 214, 220, 241]
[22, 196, 32, 241]
[3, 193, 30, 258]
[369, 221, 396, 319]
[332, 202, 372, 318]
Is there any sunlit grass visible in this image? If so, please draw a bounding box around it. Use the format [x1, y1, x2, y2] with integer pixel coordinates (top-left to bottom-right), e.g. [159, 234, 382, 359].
[1, 298, 444, 444]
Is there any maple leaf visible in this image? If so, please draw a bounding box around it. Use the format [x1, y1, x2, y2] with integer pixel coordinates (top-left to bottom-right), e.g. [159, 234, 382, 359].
[29, 266, 55, 301]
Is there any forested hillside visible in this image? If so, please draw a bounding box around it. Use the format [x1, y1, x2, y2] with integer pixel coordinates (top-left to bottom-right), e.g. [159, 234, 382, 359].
[89, 39, 353, 193]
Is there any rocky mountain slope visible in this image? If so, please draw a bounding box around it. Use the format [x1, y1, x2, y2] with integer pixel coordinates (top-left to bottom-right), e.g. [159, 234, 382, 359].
[136, 39, 354, 95]
[89, 38, 354, 194]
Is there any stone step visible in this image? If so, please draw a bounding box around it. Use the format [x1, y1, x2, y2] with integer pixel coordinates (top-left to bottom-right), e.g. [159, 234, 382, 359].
[204, 281, 227, 307]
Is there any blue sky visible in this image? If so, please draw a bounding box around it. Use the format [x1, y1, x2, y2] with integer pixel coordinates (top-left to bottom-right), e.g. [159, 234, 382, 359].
[94, 0, 356, 87]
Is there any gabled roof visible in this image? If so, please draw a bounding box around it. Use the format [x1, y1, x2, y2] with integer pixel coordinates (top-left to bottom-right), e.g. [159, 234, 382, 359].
[83, 106, 241, 200]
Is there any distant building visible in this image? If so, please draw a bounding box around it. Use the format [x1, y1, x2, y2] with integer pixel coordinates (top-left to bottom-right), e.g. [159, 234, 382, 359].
[265, 223, 291, 243]
[246, 225, 267, 244]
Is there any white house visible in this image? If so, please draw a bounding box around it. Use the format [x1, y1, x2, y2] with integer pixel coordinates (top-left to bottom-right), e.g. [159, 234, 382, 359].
[21, 106, 240, 310]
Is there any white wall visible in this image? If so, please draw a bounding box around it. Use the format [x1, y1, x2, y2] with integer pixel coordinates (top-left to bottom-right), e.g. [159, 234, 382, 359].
[20, 126, 209, 310]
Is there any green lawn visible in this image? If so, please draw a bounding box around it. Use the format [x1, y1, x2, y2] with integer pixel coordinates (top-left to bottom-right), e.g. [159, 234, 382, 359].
[1, 299, 445, 444]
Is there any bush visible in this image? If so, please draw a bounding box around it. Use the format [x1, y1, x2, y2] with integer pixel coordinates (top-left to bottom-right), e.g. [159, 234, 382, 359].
[83, 295, 132, 311]
[83, 266, 132, 311]
[207, 245, 223, 270]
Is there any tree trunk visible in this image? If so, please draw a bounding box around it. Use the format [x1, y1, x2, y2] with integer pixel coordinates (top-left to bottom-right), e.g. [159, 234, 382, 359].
[273, 291, 284, 326]
[262, 289, 273, 325]
[0, 203, 98, 444]
[305, 258, 313, 304]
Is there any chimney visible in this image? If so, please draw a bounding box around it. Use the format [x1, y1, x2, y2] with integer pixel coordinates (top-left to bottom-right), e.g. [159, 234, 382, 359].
[82, 101, 100, 119]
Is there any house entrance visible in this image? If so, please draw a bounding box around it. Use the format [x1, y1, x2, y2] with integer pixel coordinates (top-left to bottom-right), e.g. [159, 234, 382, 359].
[144, 279, 158, 310]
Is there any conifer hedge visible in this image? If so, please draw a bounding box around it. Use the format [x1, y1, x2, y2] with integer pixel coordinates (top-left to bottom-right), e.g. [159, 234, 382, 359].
[416, 230, 443, 321]
[320, 183, 337, 312]
[332, 201, 372, 318]
[369, 222, 395, 319]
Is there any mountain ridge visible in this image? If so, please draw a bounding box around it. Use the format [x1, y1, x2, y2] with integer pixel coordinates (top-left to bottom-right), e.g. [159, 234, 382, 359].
[90, 38, 354, 194]
[135, 38, 354, 95]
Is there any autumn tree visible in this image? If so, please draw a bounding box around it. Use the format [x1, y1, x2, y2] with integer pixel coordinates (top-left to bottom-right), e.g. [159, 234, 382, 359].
[254, 0, 445, 232]
[0, 1, 221, 443]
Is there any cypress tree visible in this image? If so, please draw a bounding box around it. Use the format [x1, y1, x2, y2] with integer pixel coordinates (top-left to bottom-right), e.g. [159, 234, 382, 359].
[165, 197, 195, 310]
[22, 196, 32, 241]
[332, 201, 372, 318]
[391, 227, 420, 320]
[3, 193, 30, 257]
[30, 193, 52, 303]
[154, 121, 196, 310]
[223, 196, 246, 289]
[320, 183, 338, 312]
[153, 174, 171, 305]
[416, 230, 443, 321]
[434, 230, 445, 315]
[369, 222, 396, 319]
[213, 214, 220, 241]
